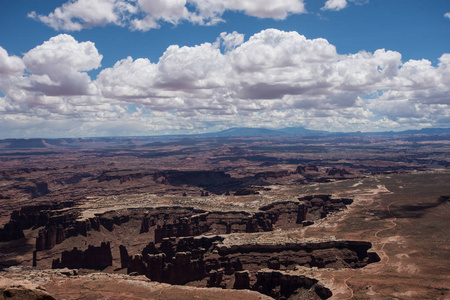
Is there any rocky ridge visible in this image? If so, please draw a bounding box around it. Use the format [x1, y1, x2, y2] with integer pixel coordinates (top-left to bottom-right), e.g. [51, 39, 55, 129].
[1, 192, 377, 299]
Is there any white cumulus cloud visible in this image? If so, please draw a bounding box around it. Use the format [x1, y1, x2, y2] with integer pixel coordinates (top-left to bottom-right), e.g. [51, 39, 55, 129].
[131, 0, 189, 31]
[23, 34, 102, 73]
[29, 0, 306, 31]
[0, 47, 25, 76]
[217, 31, 245, 51]
[321, 0, 348, 11]
[94, 29, 450, 130]
[189, 0, 305, 25]
[1, 29, 449, 137]
[321, 0, 368, 11]
[22, 34, 102, 96]
[28, 0, 136, 31]
[0, 34, 105, 130]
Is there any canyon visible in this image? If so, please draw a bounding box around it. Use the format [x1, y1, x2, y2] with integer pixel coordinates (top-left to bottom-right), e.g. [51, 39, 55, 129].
[0, 132, 449, 299]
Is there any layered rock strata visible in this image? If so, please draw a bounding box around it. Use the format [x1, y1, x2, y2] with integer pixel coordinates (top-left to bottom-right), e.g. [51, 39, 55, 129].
[121, 237, 378, 299]
[0, 195, 353, 253]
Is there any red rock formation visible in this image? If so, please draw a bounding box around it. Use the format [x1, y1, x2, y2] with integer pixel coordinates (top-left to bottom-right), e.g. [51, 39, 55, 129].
[146, 199, 349, 243]
[97, 171, 154, 183]
[0, 221, 25, 241]
[99, 214, 130, 231]
[207, 269, 224, 288]
[259, 201, 307, 228]
[254, 170, 290, 180]
[327, 167, 351, 177]
[124, 233, 378, 295]
[233, 270, 250, 289]
[119, 245, 131, 269]
[254, 269, 332, 299]
[268, 259, 280, 270]
[12, 181, 50, 199]
[0, 202, 75, 242]
[297, 195, 353, 224]
[217, 240, 380, 270]
[52, 242, 112, 270]
[161, 170, 242, 195]
[128, 250, 206, 285]
[296, 165, 319, 174]
[35, 217, 100, 251]
[126, 235, 224, 284]
[83, 242, 113, 269]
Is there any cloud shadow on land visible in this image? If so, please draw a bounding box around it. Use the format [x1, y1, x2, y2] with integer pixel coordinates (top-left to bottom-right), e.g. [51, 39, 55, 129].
[369, 195, 450, 219]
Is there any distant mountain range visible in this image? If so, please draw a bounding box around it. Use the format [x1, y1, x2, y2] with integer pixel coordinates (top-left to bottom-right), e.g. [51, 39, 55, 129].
[200, 127, 327, 137]
[199, 126, 450, 137]
[1, 127, 449, 149]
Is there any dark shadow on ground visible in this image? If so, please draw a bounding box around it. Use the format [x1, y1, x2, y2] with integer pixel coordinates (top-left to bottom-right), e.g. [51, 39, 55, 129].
[369, 195, 449, 219]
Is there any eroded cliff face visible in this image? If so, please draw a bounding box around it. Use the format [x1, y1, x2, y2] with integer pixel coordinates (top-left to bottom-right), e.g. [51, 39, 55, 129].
[0, 202, 76, 242]
[0, 194, 352, 250]
[118, 236, 378, 299]
[1, 194, 378, 300]
[123, 237, 379, 277]
[26, 196, 352, 252]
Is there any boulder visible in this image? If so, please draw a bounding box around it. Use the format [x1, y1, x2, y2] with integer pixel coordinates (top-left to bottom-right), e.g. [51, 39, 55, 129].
[0, 285, 55, 300]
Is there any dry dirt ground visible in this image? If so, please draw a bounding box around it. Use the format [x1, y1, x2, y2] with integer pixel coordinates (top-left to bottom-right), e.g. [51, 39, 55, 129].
[0, 269, 271, 300]
[289, 170, 450, 299]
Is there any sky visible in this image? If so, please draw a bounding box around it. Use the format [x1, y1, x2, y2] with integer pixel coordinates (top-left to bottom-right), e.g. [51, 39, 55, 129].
[0, 0, 449, 138]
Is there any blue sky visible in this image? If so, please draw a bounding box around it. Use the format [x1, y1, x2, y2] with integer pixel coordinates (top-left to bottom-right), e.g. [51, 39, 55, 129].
[0, 0, 449, 138]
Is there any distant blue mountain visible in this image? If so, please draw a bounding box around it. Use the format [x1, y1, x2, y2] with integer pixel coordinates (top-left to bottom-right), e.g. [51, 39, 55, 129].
[202, 126, 327, 137]
[278, 127, 328, 135]
[394, 128, 450, 135]
[199, 126, 450, 138]
[203, 127, 283, 137]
